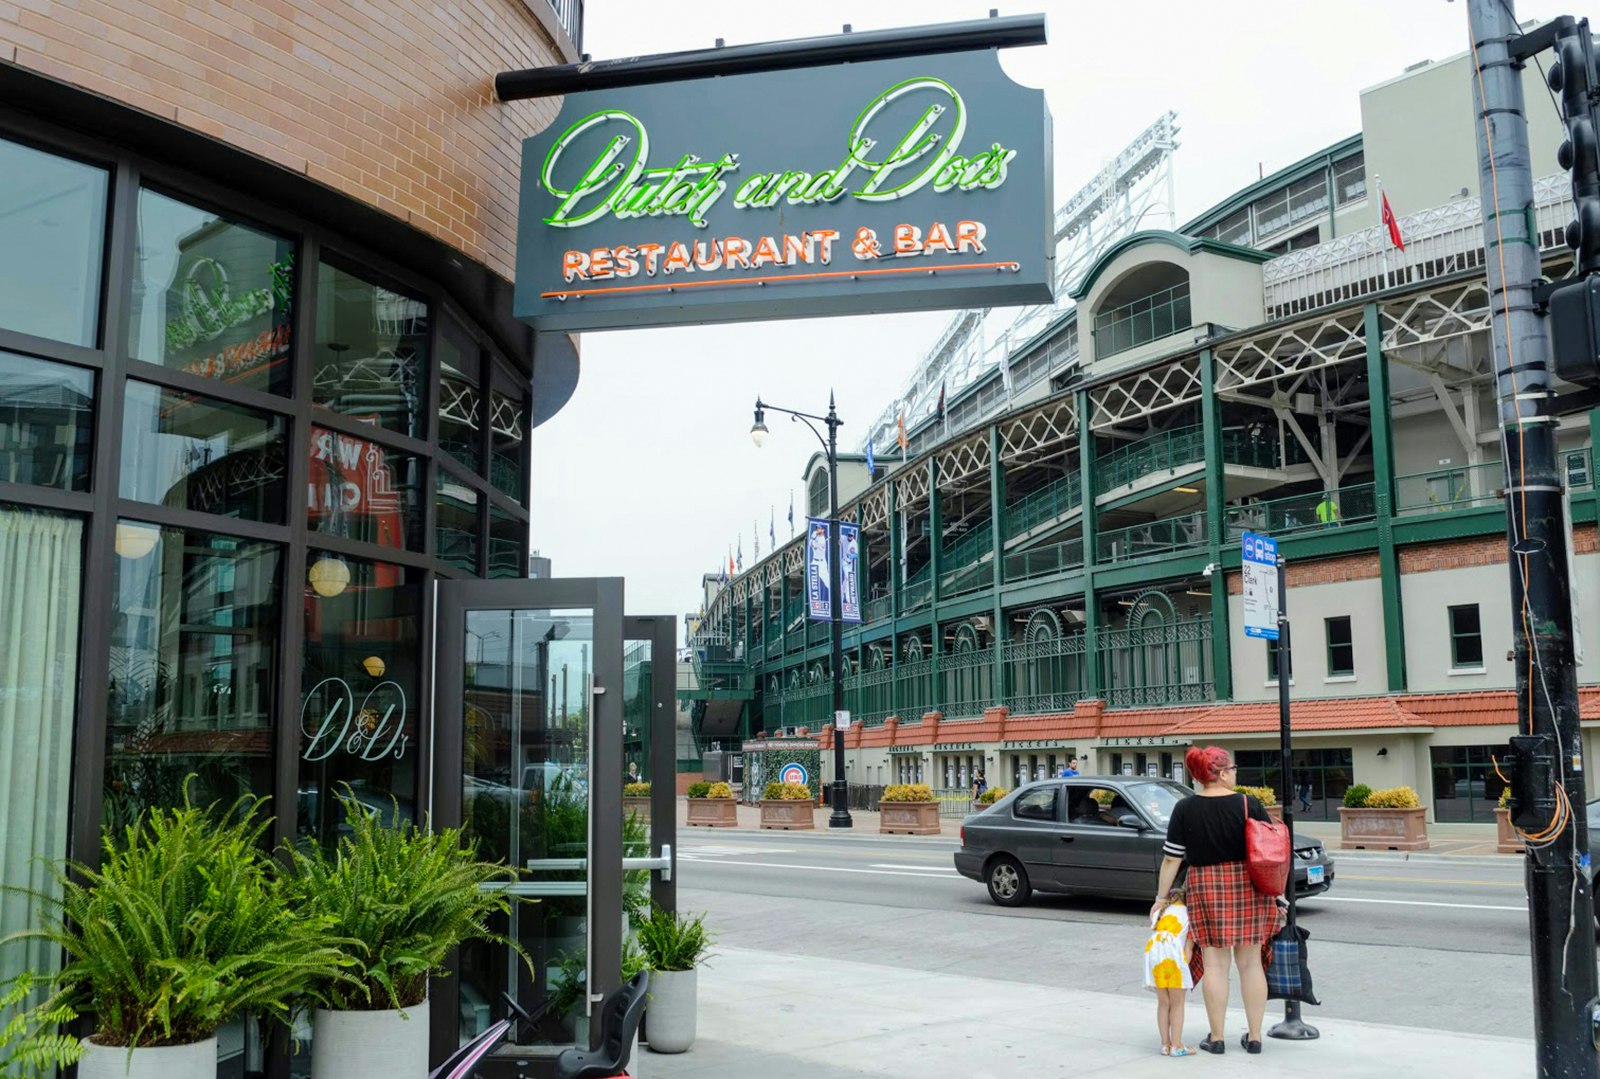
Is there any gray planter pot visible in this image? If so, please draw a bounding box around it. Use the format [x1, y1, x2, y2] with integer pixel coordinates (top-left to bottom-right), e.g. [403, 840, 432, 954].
[312, 999, 429, 1079]
[77, 1036, 217, 1079]
[645, 967, 697, 1053]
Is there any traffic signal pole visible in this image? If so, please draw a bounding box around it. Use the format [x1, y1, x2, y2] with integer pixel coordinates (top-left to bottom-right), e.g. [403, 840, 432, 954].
[1466, 3, 1599, 1074]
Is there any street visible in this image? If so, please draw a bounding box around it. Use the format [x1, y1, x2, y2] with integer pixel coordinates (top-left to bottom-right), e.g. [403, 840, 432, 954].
[676, 830, 1545, 1040]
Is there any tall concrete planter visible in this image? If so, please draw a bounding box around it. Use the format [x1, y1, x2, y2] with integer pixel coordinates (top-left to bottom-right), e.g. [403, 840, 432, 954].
[686, 796, 737, 827]
[623, 797, 651, 823]
[311, 1000, 430, 1079]
[77, 1036, 217, 1079]
[1496, 806, 1525, 854]
[759, 799, 815, 830]
[646, 968, 697, 1053]
[1338, 806, 1429, 850]
[879, 801, 940, 835]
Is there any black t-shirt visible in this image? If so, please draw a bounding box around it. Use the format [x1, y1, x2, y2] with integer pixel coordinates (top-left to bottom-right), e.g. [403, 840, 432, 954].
[1163, 793, 1270, 866]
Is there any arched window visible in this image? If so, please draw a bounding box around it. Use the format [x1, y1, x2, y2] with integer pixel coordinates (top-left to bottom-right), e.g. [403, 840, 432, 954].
[807, 466, 830, 518]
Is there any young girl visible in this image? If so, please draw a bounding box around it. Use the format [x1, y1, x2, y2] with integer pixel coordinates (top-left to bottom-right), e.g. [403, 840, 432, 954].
[1144, 886, 1195, 1056]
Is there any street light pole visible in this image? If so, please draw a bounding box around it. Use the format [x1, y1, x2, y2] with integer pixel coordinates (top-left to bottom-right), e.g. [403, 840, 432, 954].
[752, 394, 854, 827]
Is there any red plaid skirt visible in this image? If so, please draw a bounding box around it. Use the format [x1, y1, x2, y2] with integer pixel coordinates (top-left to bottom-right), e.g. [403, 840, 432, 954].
[1186, 860, 1282, 949]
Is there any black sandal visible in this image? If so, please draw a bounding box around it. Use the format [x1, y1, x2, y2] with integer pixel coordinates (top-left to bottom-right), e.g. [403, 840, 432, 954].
[1240, 1033, 1262, 1054]
[1199, 1037, 1226, 1055]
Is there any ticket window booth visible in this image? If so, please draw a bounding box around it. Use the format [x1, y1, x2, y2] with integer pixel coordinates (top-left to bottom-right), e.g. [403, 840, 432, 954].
[430, 579, 678, 1077]
[1109, 750, 1176, 780]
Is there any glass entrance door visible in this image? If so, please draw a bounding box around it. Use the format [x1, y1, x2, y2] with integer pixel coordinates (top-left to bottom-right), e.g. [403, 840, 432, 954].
[431, 578, 624, 1063]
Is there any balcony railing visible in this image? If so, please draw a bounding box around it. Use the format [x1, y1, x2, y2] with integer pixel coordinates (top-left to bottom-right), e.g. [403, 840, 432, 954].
[1004, 634, 1088, 714]
[1225, 484, 1378, 539]
[1092, 281, 1192, 360]
[1005, 471, 1083, 539]
[941, 518, 993, 571]
[1100, 617, 1214, 708]
[1003, 539, 1084, 583]
[902, 570, 933, 612]
[941, 560, 992, 598]
[939, 647, 998, 719]
[545, 0, 584, 50]
[1395, 462, 1504, 514]
[1096, 511, 1207, 563]
[1098, 424, 1304, 495]
[864, 593, 894, 624]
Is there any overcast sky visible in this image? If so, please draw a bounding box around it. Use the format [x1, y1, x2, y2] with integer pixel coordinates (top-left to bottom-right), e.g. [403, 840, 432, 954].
[529, 0, 1571, 622]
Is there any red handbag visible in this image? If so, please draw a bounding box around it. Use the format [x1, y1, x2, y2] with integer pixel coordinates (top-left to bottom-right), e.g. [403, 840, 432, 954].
[1242, 794, 1291, 897]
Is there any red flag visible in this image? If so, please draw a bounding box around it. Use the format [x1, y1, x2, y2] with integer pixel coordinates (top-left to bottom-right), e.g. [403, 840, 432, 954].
[936, 381, 946, 418]
[1381, 192, 1405, 251]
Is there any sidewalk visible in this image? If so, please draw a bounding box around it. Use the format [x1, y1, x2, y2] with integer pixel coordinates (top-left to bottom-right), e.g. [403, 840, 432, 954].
[639, 946, 1531, 1078]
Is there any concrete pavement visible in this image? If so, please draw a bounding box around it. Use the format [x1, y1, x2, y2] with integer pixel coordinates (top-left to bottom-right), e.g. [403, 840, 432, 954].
[641, 945, 1532, 1078]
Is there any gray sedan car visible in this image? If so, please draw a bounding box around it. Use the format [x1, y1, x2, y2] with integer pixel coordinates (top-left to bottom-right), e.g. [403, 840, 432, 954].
[953, 776, 1335, 907]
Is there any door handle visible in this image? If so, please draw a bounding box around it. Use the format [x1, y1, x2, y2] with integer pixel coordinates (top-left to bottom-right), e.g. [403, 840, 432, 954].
[1059, 835, 1075, 842]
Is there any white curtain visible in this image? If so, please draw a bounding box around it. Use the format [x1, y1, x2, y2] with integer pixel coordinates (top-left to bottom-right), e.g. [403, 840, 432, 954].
[0, 508, 82, 985]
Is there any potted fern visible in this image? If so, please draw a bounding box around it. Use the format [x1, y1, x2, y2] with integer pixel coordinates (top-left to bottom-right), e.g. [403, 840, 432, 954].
[0, 972, 82, 1077]
[878, 783, 939, 835]
[636, 906, 712, 1054]
[284, 793, 521, 1079]
[685, 781, 737, 828]
[759, 781, 816, 830]
[8, 791, 352, 1079]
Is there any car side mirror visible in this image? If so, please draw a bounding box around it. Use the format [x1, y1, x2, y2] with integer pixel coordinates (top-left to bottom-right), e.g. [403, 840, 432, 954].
[1117, 813, 1148, 831]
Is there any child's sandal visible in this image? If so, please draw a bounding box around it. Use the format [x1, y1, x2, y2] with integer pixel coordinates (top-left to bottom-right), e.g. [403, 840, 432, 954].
[1160, 1045, 1171, 1056]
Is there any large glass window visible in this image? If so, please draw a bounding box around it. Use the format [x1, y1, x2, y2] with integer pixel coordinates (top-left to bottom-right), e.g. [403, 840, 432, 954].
[438, 317, 482, 474]
[120, 380, 287, 522]
[437, 481, 480, 573]
[0, 506, 83, 988]
[307, 426, 423, 550]
[1334, 152, 1367, 205]
[1431, 744, 1505, 822]
[489, 503, 525, 579]
[0, 136, 108, 347]
[106, 524, 281, 830]
[1235, 747, 1352, 821]
[490, 379, 527, 501]
[1449, 604, 1484, 669]
[128, 189, 295, 394]
[298, 555, 422, 847]
[314, 263, 428, 439]
[0, 351, 94, 490]
[1325, 616, 1354, 677]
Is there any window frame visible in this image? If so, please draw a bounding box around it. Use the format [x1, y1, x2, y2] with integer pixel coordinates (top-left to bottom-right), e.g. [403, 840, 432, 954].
[1449, 603, 1485, 670]
[1325, 615, 1355, 678]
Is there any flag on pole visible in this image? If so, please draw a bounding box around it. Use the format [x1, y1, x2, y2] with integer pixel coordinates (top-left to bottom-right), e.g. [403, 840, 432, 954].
[1381, 191, 1405, 251]
[754, 519, 760, 560]
[788, 492, 795, 533]
[727, 549, 735, 579]
[936, 382, 946, 420]
[896, 409, 909, 459]
[865, 440, 876, 477]
[769, 507, 776, 547]
[736, 536, 743, 572]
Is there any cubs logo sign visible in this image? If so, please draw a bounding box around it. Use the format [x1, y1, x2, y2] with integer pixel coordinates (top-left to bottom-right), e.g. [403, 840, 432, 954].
[779, 762, 809, 786]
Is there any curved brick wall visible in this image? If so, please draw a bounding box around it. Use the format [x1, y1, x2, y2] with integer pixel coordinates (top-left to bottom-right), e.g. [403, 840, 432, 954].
[0, 1, 573, 279]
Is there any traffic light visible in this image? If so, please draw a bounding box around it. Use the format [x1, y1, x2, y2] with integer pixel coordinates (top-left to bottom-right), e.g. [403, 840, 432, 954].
[1551, 18, 1600, 275]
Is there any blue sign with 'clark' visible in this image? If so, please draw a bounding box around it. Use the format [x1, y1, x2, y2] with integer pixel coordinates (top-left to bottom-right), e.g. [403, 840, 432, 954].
[1241, 531, 1279, 641]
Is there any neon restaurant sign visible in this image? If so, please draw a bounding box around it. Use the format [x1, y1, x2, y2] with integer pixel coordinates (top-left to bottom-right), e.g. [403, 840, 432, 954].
[514, 51, 1053, 331]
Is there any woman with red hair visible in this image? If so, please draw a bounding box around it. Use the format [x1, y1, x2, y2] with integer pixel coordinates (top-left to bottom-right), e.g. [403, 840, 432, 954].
[1151, 745, 1280, 1055]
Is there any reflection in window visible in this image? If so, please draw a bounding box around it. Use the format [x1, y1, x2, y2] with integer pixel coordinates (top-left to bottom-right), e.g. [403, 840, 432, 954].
[489, 503, 524, 579]
[490, 383, 526, 500]
[0, 136, 108, 347]
[128, 189, 295, 394]
[0, 506, 82, 989]
[106, 525, 280, 831]
[0, 351, 93, 490]
[307, 427, 422, 550]
[439, 318, 482, 474]
[298, 555, 421, 847]
[436, 481, 480, 573]
[120, 381, 287, 522]
[1430, 744, 1504, 823]
[314, 263, 428, 438]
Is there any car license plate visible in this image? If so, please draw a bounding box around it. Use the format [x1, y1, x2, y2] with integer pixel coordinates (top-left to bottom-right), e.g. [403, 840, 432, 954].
[1306, 865, 1325, 885]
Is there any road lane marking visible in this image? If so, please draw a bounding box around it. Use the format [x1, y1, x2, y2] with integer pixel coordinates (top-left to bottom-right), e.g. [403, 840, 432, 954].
[870, 863, 961, 873]
[1338, 874, 1523, 887]
[1314, 895, 1525, 912]
[681, 859, 959, 880]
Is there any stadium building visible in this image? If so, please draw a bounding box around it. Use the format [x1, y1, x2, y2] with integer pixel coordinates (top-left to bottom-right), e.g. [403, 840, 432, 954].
[686, 37, 1592, 832]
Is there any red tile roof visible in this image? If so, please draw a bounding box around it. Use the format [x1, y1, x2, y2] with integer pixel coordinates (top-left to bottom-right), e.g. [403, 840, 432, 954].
[1157, 696, 1427, 738]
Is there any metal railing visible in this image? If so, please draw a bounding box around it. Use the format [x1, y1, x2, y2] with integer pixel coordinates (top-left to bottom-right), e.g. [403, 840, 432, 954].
[939, 647, 997, 719]
[1002, 539, 1084, 583]
[1224, 484, 1378, 539]
[1004, 634, 1088, 714]
[1005, 471, 1083, 538]
[931, 788, 978, 818]
[1091, 281, 1192, 359]
[544, 0, 584, 50]
[1100, 617, 1214, 708]
[941, 560, 992, 598]
[1395, 461, 1505, 514]
[1096, 511, 1207, 563]
[845, 664, 895, 728]
[902, 572, 933, 611]
[941, 517, 993, 569]
[1096, 424, 1206, 492]
[864, 593, 894, 624]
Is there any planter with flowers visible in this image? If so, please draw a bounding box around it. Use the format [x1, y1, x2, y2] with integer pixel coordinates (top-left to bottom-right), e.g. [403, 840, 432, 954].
[623, 781, 652, 824]
[1495, 787, 1524, 854]
[1234, 784, 1283, 822]
[1338, 784, 1428, 850]
[974, 786, 1008, 808]
[759, 781, 816, 830]
[685, 781, 737, 827]
[878, 783, 940, 835]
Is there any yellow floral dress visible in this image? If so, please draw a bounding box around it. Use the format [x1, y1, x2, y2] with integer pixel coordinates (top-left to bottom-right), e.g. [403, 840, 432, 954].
[1143, 902, 1194, 992]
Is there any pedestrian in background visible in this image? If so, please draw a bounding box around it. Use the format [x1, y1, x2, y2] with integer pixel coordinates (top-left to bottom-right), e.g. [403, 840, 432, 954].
[1059, 755, 1080, 778]
[1152, 745, 1281, 1056]
[1145, 885, 1195, 1056]
[972, 769, 987, 801]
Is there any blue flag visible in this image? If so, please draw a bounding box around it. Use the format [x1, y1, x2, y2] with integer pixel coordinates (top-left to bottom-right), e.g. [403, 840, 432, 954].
[769, 507, 776, 547]
[788, 492, 795, 533]
[866, 441, 876, 477]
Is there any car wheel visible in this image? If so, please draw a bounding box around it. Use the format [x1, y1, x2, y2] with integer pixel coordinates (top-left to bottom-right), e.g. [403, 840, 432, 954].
[986, 855, 1032, 907]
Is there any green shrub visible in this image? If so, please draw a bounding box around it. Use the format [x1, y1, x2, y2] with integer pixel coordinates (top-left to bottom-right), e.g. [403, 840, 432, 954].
[623, 782, 651, 798]
[763, 781, 812, 800]
[881, 783, 933, 802]
[685, 781, 712, 799]
[1342, 784, 1372, 808]
[976, 786, 1008, 805]
[284, 792, 521, 1011]
[635, 904, 714, 972]
[707, 781, 734, 799]
[1234, 784, 1279, 807]
[1499, 786, 1512, 809]
[1364, 785, 1421, 809]
[0, 972, 81, 1077]
[18, 788, 353, 1047]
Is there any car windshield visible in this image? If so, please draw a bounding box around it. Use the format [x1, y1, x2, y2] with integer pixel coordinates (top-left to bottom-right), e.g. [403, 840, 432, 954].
[1125, 781, 1190, 826]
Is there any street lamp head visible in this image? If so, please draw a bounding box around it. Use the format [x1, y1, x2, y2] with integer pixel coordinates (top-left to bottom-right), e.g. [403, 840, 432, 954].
[750, 403, 769, 447]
